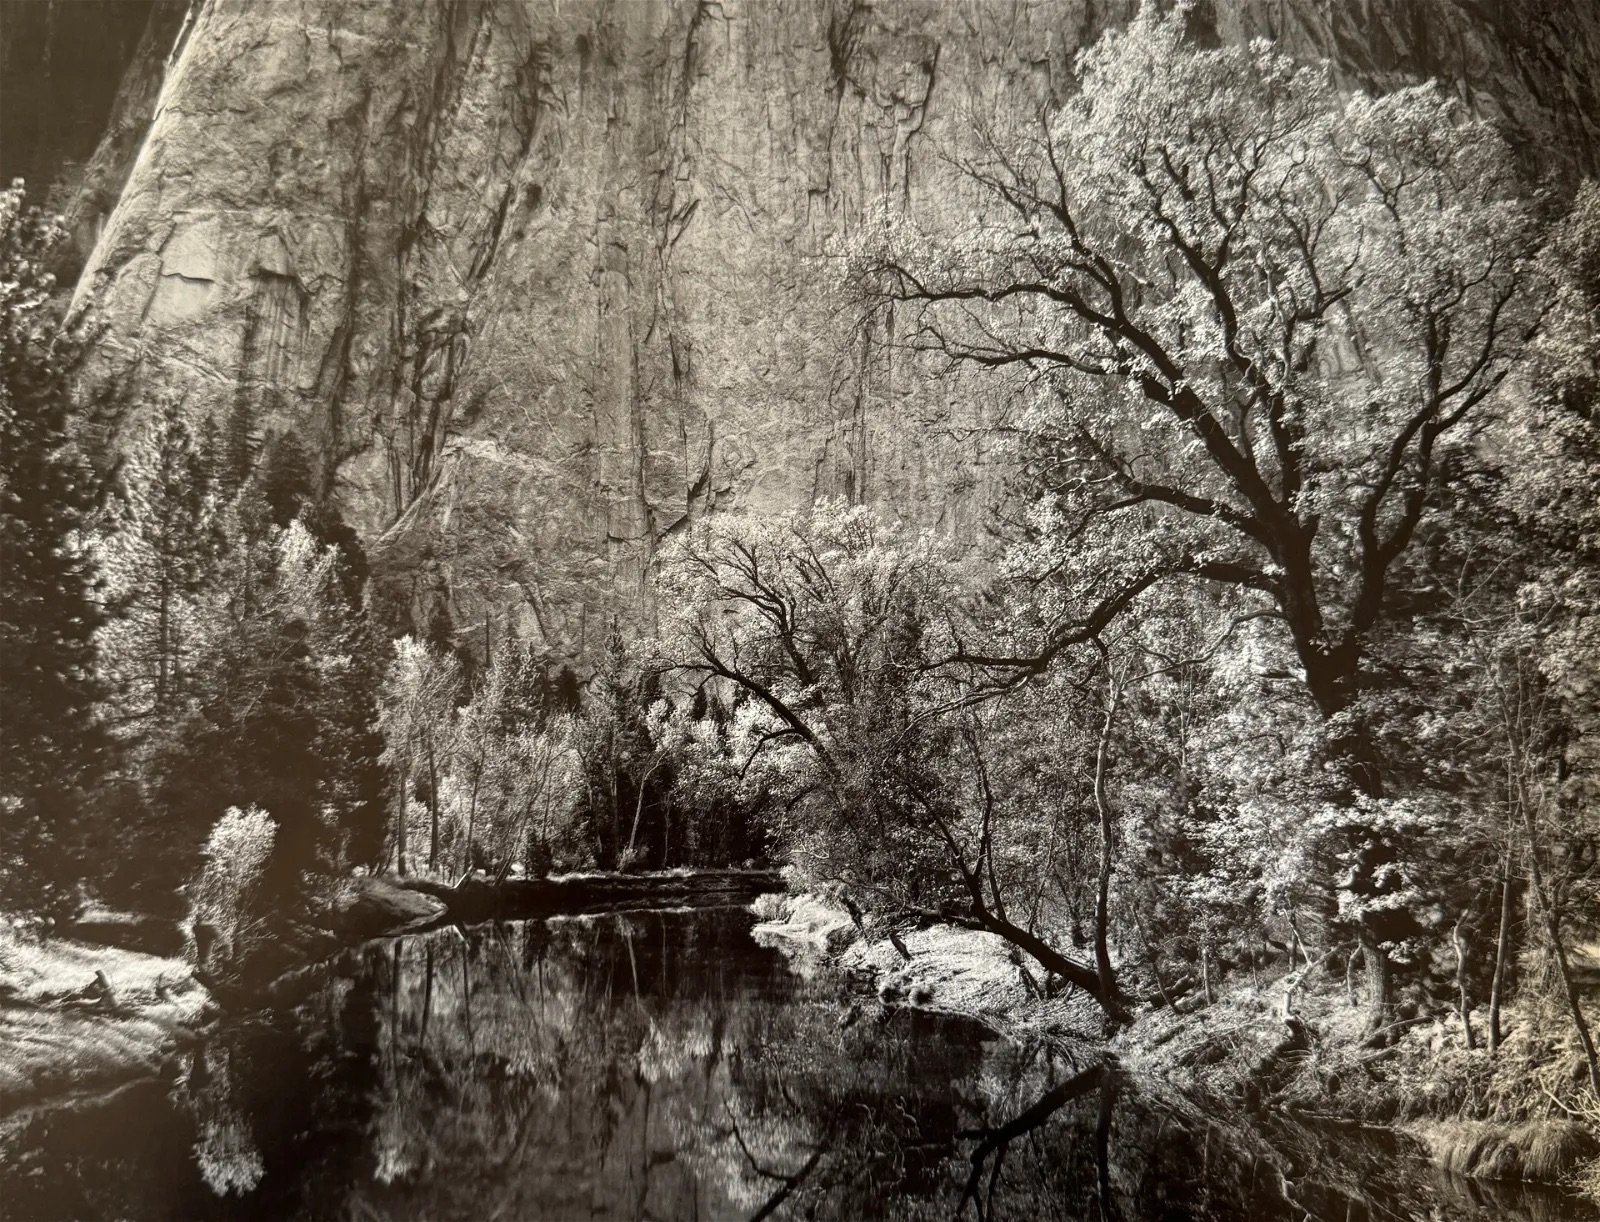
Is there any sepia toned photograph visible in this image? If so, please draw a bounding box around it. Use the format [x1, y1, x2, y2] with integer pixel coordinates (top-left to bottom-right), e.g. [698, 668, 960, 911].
[2, 1, 1599, 1218]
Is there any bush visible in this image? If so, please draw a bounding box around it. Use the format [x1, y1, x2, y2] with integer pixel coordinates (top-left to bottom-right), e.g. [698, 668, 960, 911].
[190, 806, 276, 972]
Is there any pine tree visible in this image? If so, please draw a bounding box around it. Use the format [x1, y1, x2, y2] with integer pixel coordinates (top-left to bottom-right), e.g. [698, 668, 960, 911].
[148, 516, 385, 900]
[255, 429, 314, 529]
[218, 395, 256, 501]
[0, 184, 110, 917]
[98, 399, 218, 722]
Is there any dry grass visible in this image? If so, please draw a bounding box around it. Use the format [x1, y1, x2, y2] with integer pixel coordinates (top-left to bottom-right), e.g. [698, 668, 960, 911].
[1118, 957, 1600, 1193]
[1117, 963, 1315, 1100]
[1410, 1117, 1598, 1183]
[1577, 1152, 1600, 1206]
[752, 895, 1600, 1194]
[749, 892, 859, 975]
[844, 925, 1032, 1025]
[0, 925, 206, 1114]
[0, 924, 194, 1009]
[752, 893, 1104, 1041]
[0, 1008, 194, 1112]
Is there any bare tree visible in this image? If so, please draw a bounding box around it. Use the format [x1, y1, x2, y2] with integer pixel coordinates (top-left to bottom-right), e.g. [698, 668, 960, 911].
[657, 502, 1132, 1021]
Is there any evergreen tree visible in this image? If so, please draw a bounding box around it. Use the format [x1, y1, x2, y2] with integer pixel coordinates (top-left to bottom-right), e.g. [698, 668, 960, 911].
[254, 429, 314, 530]
[218, 395, 256, 501]
[98, 399, 218, 722]
[150, 515, 385, 898]
[0, 184, 110, 917]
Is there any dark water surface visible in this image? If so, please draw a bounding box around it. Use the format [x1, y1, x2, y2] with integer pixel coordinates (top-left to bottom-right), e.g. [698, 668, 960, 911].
[3, 907, 1595, 1221]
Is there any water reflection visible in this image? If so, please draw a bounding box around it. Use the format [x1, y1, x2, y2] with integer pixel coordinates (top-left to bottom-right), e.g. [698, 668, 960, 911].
[2, 907, 1596, 1221]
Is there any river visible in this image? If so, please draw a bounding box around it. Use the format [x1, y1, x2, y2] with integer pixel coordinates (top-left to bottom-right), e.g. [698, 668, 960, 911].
[3, 907, 1595, 1220]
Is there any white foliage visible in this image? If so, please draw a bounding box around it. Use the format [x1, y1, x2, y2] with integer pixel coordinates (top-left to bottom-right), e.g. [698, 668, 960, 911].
[193, 805, 277, 959]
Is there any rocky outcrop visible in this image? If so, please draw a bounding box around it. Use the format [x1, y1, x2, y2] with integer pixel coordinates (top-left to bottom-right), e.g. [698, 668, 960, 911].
[53, 2, 193, 283]
[65, 0, 1600, 663]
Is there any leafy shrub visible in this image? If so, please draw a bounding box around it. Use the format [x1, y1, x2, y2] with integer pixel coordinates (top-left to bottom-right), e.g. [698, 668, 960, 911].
[190, 805, 276, 970]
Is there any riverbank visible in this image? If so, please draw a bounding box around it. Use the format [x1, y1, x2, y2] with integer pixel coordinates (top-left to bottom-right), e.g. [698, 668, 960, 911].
[752, 890, 1600, 1205]
[0, 874, 446, 1116]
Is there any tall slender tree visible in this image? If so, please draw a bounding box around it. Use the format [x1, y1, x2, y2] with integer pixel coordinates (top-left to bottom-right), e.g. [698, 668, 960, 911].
[98, 398, 218, 723]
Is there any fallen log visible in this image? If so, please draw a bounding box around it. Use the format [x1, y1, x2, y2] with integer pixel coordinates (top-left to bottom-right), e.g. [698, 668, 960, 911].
[395, 868, 787, 927]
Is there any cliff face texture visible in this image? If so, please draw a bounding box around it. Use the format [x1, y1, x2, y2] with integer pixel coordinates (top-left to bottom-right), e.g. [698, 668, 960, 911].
[64, 0, 1600, 660]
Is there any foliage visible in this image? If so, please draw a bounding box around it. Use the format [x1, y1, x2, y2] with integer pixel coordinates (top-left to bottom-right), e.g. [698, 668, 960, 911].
[656, 501, 1141, 1016]
[191, 805, 277, 969]
[570, 630, 670, 870]
[144, 512, 381, 898]
[378, 635, 584, 878]
[656, 500, 960, 888]
[839, 4, 1568, 1036]
[0, 182, 110, 918]
[846, 7, 1542, 749]
[96, 398, 219, 724]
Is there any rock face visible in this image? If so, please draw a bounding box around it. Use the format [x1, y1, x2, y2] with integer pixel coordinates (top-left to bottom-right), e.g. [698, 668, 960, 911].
[66, 0, 1600, 662]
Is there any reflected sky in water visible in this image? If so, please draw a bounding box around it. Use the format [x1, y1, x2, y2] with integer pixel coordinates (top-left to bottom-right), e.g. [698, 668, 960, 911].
[3, 907, 1595, 1221]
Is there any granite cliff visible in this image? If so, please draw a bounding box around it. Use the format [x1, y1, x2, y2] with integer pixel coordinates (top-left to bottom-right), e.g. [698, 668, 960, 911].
[52, 0, 1600, 661]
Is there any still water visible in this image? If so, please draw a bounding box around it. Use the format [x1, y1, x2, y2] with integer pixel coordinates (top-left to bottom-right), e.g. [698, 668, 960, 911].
[3, 907, 1595, 1221]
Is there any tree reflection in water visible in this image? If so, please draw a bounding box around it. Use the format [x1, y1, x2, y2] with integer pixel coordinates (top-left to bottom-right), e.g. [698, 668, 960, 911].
[2, 908, 1596, 1221]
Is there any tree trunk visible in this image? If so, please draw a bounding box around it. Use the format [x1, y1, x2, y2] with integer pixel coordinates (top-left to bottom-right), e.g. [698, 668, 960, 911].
[460, 939, 475, 1049]
[1091, 674, 1122, 1012]
[960, 1063, 1107, 1213]
[1289, 911, 1315, 969]
[1095, 1068, 1119, 1222]
[463, 759, 482, 878]
[1545, 915, 1600, 1100]
[1135, 913, 1172, 1009]
[1488, 851, 1514, 1054]
[1453, 917, 1476, 1052]
[1528, 855, 1600, 1099]
[390, 940, 402, 1057]
[1518, 790, 1600, 1099]
[971, 904, 1130, 1024]
[420, 944, 434, 1043]
[1360, 930, 1394, 1044]
[426, 738, 440, 871]
[395, 756, 410, 876]
[623, 755, 663, 870]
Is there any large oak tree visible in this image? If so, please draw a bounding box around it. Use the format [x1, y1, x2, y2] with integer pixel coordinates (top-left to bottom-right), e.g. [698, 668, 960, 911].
[845, 9, 1546, 1031]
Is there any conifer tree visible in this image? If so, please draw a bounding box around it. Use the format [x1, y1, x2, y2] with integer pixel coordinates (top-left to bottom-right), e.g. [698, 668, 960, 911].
[218, 396, 256, 501]
[149, 513, 385, 898]
[98, 399, 218, 722]
[0, 184, 109, 916]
